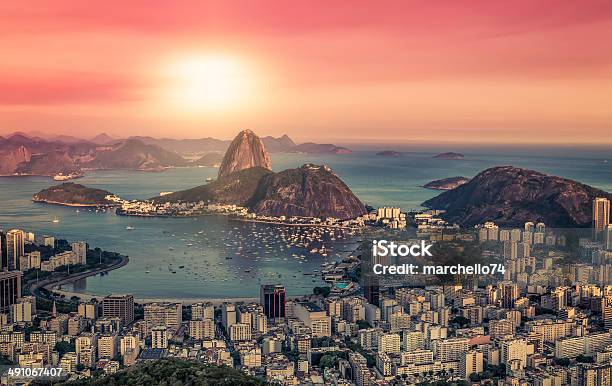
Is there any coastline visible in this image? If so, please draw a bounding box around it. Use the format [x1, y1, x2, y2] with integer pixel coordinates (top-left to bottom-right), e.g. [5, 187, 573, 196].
[30, 255, 129, 303]
[49, 288, 260, 305]
[32, 199, 118, 208]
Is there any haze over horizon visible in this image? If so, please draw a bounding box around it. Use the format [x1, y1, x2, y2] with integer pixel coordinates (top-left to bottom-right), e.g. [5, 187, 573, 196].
[1, 1, 612, 144]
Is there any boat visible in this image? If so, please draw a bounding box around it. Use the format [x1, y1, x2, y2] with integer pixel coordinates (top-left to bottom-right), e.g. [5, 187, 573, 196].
[206, 177, 215, 182]
[125, 226, 135, 230]
[52, 217, 60, 223]
[53, 172, 84, 181]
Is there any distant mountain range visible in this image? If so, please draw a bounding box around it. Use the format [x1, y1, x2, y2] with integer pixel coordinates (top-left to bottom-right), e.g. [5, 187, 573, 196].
[0, 131, 351, 177]
[84, 139, 189, 171]
[125, 134, 350, 154]
[423, 166, 612, 227]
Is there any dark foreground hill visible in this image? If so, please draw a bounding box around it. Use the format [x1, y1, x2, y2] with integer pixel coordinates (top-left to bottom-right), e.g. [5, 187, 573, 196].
[154, 167, 273, 206]
[156, 164, 367, 220]
[423, 166, 612, 227]
[53, 358, 264, 386]
[249, 164, 367, 219]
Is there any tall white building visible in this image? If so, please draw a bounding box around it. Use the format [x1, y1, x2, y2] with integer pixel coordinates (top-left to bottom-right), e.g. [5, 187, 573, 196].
[151, 326, 168, 349]
[71, 242, 87, 265]
[378, 333, 401, 354]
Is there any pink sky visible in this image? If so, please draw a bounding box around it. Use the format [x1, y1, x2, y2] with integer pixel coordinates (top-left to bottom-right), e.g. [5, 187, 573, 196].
[1, 0, 611, 144]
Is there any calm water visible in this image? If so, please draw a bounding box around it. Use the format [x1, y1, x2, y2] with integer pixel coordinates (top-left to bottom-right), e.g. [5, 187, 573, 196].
[1, 147, 611, 298]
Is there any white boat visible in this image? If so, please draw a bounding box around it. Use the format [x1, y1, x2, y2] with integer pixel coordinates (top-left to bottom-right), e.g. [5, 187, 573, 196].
[125, 226, 135, 230]
[52, 217, 60, 223]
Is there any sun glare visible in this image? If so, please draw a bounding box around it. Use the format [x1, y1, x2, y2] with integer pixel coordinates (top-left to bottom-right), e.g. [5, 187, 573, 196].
[164, 54, 252, 113]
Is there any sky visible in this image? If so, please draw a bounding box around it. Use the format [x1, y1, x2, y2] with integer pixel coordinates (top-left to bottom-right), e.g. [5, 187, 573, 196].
[1, 0, 612, 144]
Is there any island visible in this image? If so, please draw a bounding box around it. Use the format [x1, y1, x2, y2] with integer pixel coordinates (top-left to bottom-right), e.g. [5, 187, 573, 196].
[423, 176, 469, 190]
[32, 182, 122, 207]
[433, 152, 464, 160]
[376, 150, 402, 157]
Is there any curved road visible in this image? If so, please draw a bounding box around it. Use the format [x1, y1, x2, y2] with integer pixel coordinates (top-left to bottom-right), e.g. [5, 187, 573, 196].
[28, 255, 129, 301]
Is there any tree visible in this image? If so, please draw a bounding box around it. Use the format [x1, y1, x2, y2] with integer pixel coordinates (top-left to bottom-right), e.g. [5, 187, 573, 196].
[313, 286, 331, 297]
[450, 316, 470, 327]
[57, 359, 265, 385]
[54, 341, 75, 356]
[576, 355, 594, 363]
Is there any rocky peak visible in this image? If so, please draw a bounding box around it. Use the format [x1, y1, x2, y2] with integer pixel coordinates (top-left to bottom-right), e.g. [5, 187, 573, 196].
[218, 129, 272, 178]
[0, 145, 32, 175]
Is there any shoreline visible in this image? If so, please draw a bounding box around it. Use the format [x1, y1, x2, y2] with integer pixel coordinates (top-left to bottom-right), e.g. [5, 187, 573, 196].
[32, 199, 118, 208]
[49, 288, 261, 305]
[30, 255, 129, 302]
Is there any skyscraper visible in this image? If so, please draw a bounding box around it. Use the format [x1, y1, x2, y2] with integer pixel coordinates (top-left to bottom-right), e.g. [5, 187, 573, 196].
[0, 270, 22, 313]
[102, 294, 135, 326]
[260, 284, 286, 320]
[6, 229, 24, 271]
[363, 285, 380, 307]
[606, 224, 612, 251]
[0, 231, 7, 271]
[593, 197, 611, 240]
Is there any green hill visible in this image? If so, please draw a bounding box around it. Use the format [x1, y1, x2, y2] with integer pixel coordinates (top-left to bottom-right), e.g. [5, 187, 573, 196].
[56, 358, 264, 386]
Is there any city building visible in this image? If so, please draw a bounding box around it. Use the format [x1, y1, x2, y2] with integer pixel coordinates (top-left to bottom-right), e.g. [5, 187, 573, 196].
[593, 197, 611, 240]
[102, 294, 134, 326]
[151, 326, 168, 349]
[293, 302, 331, 338]
[6, 229, 24, 271]
[0, 270, 22, 313]
[260, 284, 286, 320]
[143, 303, 182, 332]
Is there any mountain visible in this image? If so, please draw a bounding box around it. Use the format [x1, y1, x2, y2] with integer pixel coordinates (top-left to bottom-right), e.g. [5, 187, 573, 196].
[376, 150, 402, 157]
[0, 133, 96, 154]
[290, 142, 352, 154]
[126, 136, 230, 153]
[33, 182, 118, 206]
[53, 135, 84, 144]
[90, 133, 115, 144]
[0, 146, 31, 175]
[154, 167, 273, 205]
[248, 164, 367, 220]
[423, 176, 470, 190]
[261, 134, 296, 152]
[156, 164, 366, 220]
[85, 132, 348, 155]
[433, 152, 464, 160]
[422, 166, 612, 227]
[218, 130, 272, 178]
[15, 151, 80, 176]
[192, 152, 223, 167]
[85, 139, 188, 171]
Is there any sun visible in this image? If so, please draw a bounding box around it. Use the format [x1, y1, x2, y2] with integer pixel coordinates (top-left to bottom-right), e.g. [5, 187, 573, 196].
[164, 54, 252, 113]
